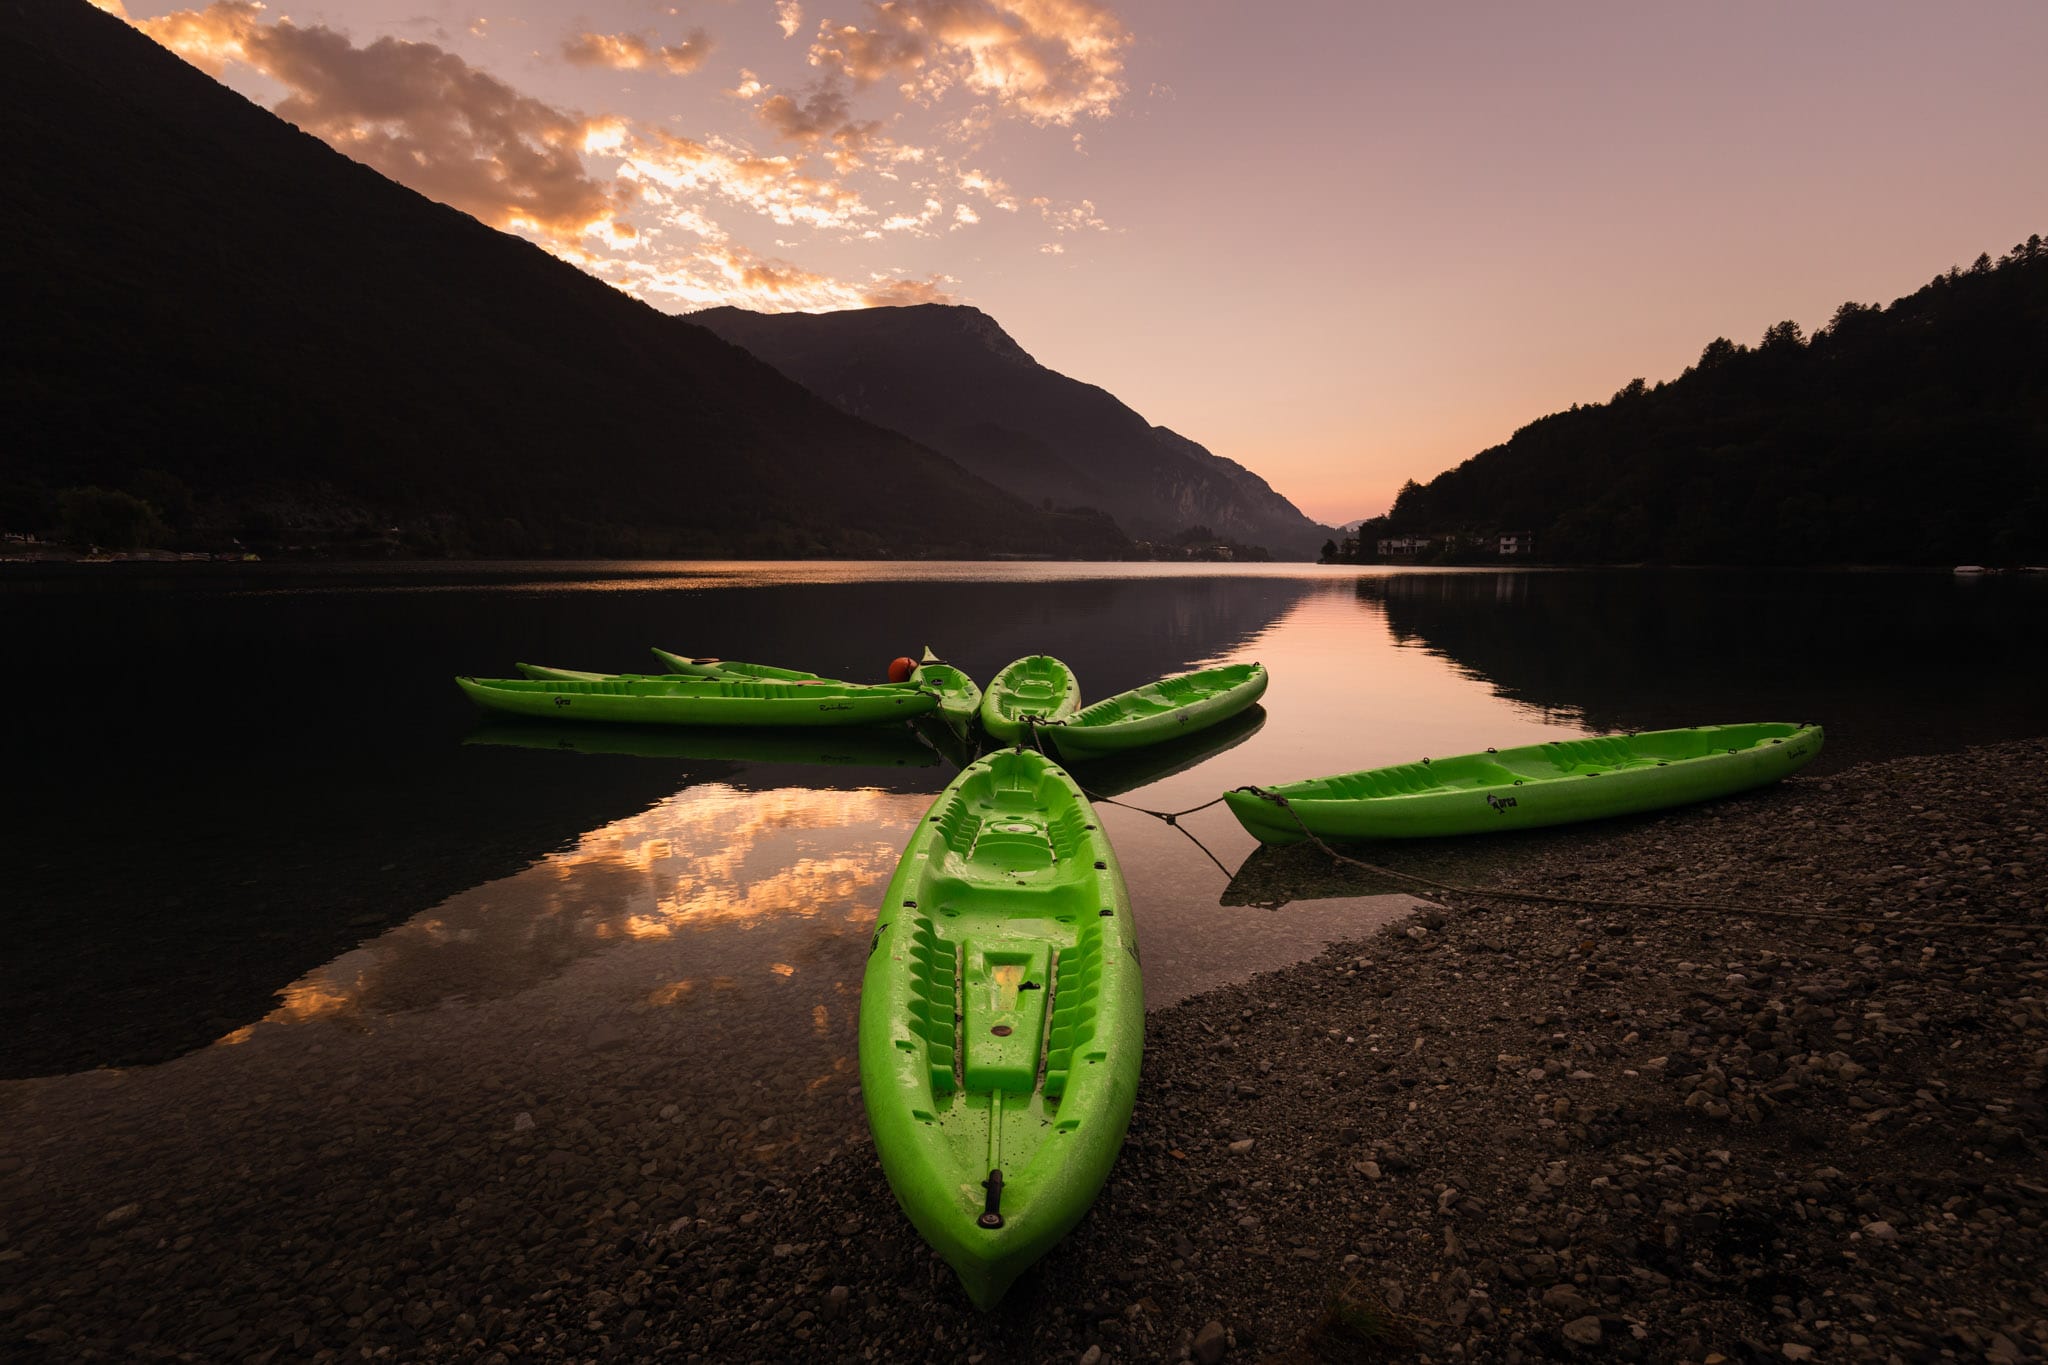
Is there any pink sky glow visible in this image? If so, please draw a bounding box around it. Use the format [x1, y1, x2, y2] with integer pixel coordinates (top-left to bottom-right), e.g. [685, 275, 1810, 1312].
[106, 0, 2048, 525]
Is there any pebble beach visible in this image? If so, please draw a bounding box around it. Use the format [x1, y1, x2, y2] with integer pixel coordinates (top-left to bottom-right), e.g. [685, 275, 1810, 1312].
[3, 736, 2043, 1363]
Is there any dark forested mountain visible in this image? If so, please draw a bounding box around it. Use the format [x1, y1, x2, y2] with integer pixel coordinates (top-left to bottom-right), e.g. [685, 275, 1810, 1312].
[1372, 241, 2048, 566]
[691, 304, 1335, 559]
[0, 0, 1126, 559]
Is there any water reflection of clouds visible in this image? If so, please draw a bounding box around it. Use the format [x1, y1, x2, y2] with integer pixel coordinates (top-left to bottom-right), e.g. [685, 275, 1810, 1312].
[222, 783, 926, 1038]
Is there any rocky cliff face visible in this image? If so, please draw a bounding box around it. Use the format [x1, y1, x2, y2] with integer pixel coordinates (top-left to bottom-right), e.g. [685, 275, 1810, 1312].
[691, 304, 1335, 558]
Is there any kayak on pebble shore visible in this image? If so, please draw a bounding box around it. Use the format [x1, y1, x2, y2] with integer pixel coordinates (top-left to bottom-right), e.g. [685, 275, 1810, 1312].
[1225, 722, 1824, 844]
[859, 747, 1143, 1309]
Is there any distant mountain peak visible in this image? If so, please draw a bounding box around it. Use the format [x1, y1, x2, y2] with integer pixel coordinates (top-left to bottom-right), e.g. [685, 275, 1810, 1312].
[691, 305, 1335, 557]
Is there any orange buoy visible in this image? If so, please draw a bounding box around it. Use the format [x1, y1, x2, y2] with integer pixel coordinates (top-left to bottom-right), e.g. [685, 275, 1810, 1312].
[887, 656, 918, 683]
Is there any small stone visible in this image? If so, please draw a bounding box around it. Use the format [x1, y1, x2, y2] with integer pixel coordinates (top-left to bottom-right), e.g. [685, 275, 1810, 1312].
[1227, 1139, 1254, 1155]
[1861, 1221, 1897, 1241]
[1542, 1285, 1592, 1316]
[512, 1112, 535, 1132]
[98, 1203, 140, 1229]
[1079, 1347, 1103, 1365]
[1193, 1319, 1228, 1363]
[1781, 1346, 1815, 1362]
[823, 1286, 850, 1320]
[1562, 1316, 1603, 1347]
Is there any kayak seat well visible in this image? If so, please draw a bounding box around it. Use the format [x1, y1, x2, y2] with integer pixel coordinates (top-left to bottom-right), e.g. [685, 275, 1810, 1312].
[1042, 920, 1107, 1100]
[1520, 736, 1662, 776]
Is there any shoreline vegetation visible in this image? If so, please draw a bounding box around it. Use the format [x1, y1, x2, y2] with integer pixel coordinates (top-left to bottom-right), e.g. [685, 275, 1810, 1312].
[4, 737, 2041, 1361]
[1324, 237, 2047, 572]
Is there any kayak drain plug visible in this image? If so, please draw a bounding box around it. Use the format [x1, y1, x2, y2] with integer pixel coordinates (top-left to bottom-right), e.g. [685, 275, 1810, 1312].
[979, 1170, 1005, 1228]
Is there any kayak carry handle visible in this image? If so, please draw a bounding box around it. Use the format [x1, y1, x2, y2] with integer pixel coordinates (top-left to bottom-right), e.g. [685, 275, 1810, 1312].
[979, 1169, 1005, 1228]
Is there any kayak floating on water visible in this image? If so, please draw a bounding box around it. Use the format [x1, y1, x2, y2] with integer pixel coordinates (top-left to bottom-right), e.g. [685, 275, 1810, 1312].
[1042, 662, 1267, 762]
[910, 645, 983, 735]
[456, 675, 938, 727]
[1226, 722, 1824, 843]
[860, 748, 1143, 1308]
[980, 655, 1082, 744]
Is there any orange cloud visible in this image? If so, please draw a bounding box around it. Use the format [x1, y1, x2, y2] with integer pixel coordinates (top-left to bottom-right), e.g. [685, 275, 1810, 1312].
[129, 4, 968, 318]
[140, 2, 620, 242]
[777, 0, 805, 39]
[562, 28, 714, 76]
[810, 0, 1130, 125]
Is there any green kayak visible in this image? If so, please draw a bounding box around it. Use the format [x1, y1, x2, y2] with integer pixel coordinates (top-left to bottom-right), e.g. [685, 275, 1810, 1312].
[911, 646, 982, 735]
[456, 675, 938, 727]
[463, 721, 938, 767]
[1043, 662, 1268, 762]
[650, 647, 839, 683]
[859, 748, 1143, 1309]
[980, 656, 1082, 745]
[1226, 722, 1824, 844]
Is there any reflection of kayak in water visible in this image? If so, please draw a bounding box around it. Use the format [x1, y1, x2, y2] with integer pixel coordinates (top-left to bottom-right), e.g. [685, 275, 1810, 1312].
[463, 721, 940, 767]
[1061, 705, 1265, 799]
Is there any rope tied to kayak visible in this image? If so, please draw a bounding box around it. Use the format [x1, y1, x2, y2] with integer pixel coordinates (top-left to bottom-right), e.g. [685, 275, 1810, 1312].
[1016, 718, 1236, 876]
[1232, 785, 2017, 933]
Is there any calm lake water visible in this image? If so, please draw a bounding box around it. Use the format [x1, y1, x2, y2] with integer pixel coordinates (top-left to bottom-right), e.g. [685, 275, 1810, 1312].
[7, 560, 2047, 1082]
[3, 562, 2044, 1302]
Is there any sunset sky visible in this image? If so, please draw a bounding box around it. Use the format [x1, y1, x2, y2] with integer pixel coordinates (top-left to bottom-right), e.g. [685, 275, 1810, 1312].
[107, 0, 2048, 524]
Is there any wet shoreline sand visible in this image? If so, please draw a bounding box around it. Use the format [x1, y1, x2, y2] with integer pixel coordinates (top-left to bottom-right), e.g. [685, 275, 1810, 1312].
[4, 737, 2044, 1362]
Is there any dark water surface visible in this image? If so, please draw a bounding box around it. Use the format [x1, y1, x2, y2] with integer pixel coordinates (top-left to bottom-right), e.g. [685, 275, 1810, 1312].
[3, 563, 2043, 1154]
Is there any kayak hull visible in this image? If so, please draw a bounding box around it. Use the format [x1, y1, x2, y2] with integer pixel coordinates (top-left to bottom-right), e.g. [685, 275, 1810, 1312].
[1226, 723, 1824, 843]
[980, 655, 1082, 744]
[457, 675, 937, 727]
[859, 749, 1142, 1308]
[1045, 663, 1267, 762]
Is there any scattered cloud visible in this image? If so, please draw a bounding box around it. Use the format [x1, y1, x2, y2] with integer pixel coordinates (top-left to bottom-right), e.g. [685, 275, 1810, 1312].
[809, 0, 1130, 125]
[1032, 194, 1105, 232]
[140, 2, 621, 241]
[561, 28, 713, 76]
[756, 83, 853, 141]
[1039, 242, 1063, 254]
[776, 0, 804, 39]
[956, 166, 1016, 210]
[623, 131, 871, 232]
[127, 0, 1110, 317]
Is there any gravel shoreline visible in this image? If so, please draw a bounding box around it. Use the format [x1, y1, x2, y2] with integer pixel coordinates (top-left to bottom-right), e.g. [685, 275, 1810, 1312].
[5, 737, 2044, 1362]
